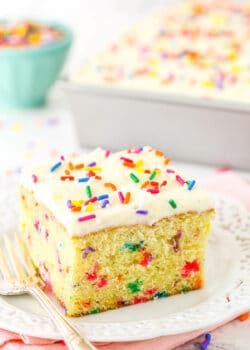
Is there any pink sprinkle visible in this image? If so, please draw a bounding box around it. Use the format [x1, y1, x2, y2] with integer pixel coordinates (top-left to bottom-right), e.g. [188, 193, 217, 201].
[216, 166, 231, 173]
[34, 220, 40, 231]
[32, 174, 38, 183]
[105, 150, 111, 157]
[45, 229, 49, 240]
[166, 169, 175, 174]
[60, 155, 65, 161]
[118, 191, 125, 203]
[120, 157, 133, 163]
[78, 214, 96, 222]
[84, 197, 97, 206]
[147, 188, 160, 194]
[176, 175, 185, 186]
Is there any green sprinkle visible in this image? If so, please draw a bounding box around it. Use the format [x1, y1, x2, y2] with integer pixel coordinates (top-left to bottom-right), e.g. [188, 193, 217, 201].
[154, 291, 169, 299]
[181, 286, 189, 294]
[69, 295, 74, 300]
[168, 199, 177, 209]
[90, 307, 100, 314]
[127, 280, 143, 293]
[149, 170, 156, 180]
[86, 185, 92, 198]
[58, 241, 64, 249]
[129, 173, 139, 183]
[122, 241, 144, 252]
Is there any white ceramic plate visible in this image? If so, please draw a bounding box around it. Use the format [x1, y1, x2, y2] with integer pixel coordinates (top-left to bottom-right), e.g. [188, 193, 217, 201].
[0, 193, 249, 342]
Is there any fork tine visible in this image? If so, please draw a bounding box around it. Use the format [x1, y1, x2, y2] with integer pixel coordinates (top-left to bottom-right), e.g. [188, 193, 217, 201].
[15, 234, 36, 276]
[0, 242, 12, 280]
[3, 235, 27, 282]
[15, 233, 42, 287]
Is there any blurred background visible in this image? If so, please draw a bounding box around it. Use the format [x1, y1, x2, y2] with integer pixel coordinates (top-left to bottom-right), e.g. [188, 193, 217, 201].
[1, 0, 171, 71]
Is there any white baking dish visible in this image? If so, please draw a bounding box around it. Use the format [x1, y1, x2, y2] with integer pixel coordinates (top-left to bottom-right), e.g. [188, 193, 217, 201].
[57, 79, 250, 170]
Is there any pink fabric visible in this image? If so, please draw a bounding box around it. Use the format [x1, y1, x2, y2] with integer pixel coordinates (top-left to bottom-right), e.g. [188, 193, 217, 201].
[0, 171, 249, 350]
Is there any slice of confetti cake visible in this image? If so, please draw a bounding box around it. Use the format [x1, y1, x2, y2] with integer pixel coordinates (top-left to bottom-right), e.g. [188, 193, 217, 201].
[19, 147, 214, 316]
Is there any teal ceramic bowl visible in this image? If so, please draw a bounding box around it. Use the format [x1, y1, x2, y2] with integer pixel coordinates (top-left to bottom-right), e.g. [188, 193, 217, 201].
[0, 21, 73, 108]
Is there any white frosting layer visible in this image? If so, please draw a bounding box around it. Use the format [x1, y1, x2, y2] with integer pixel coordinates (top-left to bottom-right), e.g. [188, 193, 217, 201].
[20, 147, 214, 236]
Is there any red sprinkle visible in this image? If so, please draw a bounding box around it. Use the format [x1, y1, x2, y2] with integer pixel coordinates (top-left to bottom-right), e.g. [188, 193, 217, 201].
[147, 188, 160, 194]
[145, 287, 158, 296]
[84, 197, 98, 206]
[61, 176, 75, 181]
[97, 277, 108, 288]
[133, 296, 147, 304]
[120, 156, 134, 163]
[160, 180, 167, 187]
[181, 260, 200, 278]
[78, 214, 96, 222]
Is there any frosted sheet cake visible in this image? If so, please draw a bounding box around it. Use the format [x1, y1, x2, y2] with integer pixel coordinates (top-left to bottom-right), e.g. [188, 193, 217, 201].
[72, 0, 250, 104]
[20, 147, 214, 316]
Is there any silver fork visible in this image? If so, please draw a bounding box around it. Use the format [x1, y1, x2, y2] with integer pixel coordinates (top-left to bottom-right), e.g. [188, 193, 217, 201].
[0, 234, 96, 350]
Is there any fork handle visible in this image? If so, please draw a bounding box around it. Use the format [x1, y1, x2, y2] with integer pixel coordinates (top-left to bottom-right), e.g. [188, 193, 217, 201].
[28, 286, 96, 350]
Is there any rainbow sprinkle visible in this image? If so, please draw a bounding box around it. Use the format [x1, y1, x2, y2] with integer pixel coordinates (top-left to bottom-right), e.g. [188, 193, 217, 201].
[187, 179, 196, 191]
[136, 209, 148, 215]
[130, 173, 139, 183]
[86, 185, 92, 198]
[200, 333, 212, 350]
[78, 214, 96, 222]
[78, 177, 90, 183]
[97, 194, 109, 201]
[168, 199, 177, 209]
[50, 161, 62, 172]
[101, 199, 109, 208]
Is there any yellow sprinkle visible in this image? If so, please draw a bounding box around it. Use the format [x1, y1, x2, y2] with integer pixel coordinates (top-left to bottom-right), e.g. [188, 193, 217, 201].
[202, 80, 214, 88]
[228, 52, 237, 61]
[21, 222, 26, 230]
[85, 166, 102, 172]
[230, 65, 242, 73]
[149, 71, 159, 78]
[155, 169, 161, 174]
[72, 200, 84, 206]
[86, 203, 94, 212]
[149, 58, 159, 66]
[135, 160, 143, 167]
[135, 167, 145, 173]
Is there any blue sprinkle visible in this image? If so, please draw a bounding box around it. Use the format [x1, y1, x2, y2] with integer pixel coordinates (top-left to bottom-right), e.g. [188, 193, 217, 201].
[78, 177, 90, 183]
[50, 161, 62, 172]
[187, 179, 196, 191]
[101, 199, 110, 208]
[200, 333, 212, 350]
[136, 210, 148, 215]
[154, 291, 169, 299]
[97, 194, 109, 201]
[88, 161, 96, 167]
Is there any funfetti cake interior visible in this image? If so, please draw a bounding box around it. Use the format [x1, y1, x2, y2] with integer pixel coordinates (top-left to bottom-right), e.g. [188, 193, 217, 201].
[71, 0, 250, 104]
[20, 147, 214, 316]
